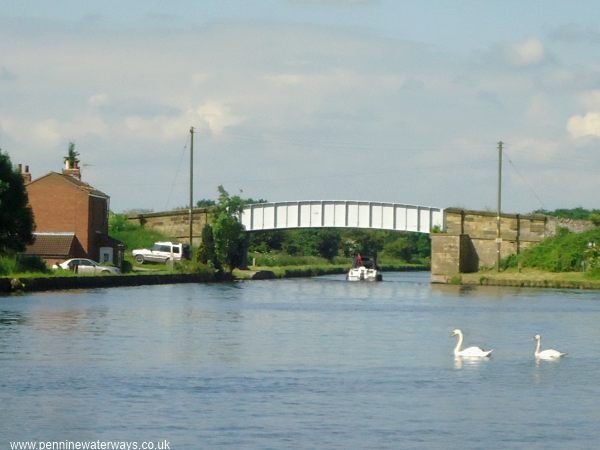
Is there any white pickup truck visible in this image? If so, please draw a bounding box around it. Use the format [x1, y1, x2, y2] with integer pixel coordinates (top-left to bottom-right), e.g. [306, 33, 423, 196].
[132, 241, 190, 264]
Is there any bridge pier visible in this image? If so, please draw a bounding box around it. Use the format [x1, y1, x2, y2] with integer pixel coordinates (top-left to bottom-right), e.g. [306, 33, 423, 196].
[430, 208, 595, 282]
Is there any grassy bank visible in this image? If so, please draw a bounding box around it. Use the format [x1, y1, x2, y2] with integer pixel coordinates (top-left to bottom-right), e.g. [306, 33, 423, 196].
[436, 222, 600, 290]
[235, 261, 428, 280]
[453, 268, 600, 289]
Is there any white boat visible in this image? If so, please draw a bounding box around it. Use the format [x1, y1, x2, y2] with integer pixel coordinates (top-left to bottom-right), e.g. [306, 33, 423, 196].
[347, 255, 382, 281]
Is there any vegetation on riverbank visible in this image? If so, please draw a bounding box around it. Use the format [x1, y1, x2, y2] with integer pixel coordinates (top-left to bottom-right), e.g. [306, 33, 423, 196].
[501, 226, 600, 276]
[458, 268, 600, 289]
[452, 208, 600, 288]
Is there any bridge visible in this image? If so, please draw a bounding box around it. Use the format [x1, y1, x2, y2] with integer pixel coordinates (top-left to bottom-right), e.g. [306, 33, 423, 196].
[240, 200, 444, 233]
[127, 203, 594, 280]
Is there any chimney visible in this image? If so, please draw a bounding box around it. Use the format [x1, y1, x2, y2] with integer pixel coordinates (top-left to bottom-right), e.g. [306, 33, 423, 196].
[18, 164, 32, 184]
[63, 158, 81, 180]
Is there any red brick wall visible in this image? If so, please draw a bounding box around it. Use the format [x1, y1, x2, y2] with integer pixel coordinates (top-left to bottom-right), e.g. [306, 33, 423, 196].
[27, 173, 93, 255]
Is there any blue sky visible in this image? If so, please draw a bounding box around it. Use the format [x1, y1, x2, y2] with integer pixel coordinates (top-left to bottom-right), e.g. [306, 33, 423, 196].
[1, 1, 599, 213]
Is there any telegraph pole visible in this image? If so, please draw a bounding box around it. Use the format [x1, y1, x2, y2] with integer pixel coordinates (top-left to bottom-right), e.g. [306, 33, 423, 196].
[189, 127, 195, 252]
[496, 141, 503, 272]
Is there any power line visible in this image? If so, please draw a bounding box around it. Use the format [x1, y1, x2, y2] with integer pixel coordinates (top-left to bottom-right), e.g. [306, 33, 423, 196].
[504, 149, 547, 210]
[164, 136, 189, 210]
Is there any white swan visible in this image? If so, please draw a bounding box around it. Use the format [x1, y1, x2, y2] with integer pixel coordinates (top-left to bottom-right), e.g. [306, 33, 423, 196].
[451, 329, 493, 357]
[534, 334, 566, 360]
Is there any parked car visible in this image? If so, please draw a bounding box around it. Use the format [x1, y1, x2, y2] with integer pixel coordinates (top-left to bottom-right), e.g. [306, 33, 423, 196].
[131, 241, 190, 264]
[52, 258, 121, 275]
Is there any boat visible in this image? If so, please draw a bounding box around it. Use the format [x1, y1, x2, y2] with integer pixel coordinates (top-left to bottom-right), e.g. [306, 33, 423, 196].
[347, 255, 382, 281]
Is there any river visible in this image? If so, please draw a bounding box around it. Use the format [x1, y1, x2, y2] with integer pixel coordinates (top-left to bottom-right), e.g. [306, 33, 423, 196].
[2, 272, 600, 449]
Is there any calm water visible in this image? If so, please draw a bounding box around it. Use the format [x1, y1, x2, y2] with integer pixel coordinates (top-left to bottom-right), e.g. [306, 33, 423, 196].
[2, 272, 600, 449]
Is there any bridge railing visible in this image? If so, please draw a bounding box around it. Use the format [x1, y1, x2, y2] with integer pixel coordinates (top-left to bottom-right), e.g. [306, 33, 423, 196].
[241, 200, 444, 234]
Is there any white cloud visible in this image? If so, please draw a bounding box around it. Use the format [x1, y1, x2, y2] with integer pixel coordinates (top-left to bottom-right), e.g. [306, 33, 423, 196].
[505, 37, 545, 66]
[577, 90, 600, 109]
[198, 101, 245, 136]
[9, 114, 110, 148]
[125, 101, 244, 140]
[567, 112, 600, 139]
[526, 94, 553, 120]
[507, 137, 562, 161]
[32, 119, 62, 146]
[88, 93, 109, 107]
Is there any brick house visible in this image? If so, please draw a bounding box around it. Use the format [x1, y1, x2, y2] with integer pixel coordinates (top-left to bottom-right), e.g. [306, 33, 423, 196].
[21, 158, 123, 267]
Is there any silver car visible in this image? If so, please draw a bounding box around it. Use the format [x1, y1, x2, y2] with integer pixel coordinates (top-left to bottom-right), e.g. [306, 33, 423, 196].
[52, 258, 121, 275]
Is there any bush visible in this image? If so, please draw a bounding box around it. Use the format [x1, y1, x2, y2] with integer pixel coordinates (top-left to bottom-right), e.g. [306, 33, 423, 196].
[382, 238, 413, 262]
[174, 260, 216, 280]
[0, 256, 18, 275]
[250, 251, 330, 267]
[17, 255, 48, 273]
[0, 254, 48, 275]
[508, 227, 600, 272]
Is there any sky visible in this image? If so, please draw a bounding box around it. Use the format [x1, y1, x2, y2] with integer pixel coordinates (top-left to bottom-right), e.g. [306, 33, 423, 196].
[1, 0, 600, 214]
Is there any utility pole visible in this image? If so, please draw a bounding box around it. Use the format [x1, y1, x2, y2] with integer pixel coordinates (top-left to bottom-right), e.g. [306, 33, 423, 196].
[496, 141, 503, 272]
[189, 127, 195, 253]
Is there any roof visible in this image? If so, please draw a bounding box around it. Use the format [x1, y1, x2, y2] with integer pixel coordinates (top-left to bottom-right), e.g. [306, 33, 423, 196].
[28, 172, 109, 199]
[23, 232, 77, 258]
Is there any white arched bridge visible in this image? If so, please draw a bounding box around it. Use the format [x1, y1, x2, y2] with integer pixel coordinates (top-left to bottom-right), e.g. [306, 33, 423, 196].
[240, 200, 444, 234]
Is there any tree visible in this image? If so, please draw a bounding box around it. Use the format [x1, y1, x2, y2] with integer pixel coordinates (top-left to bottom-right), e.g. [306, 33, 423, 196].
[196, 199, 216, 208]
[211, 186, 247, 273]
[0, 150, 35, 253]
[316, 229, 341, 261]
[64, 142, 79, 167]
[197, 223, 221, 271]
[248, 230, 285, 253]
[344, 230, 385, 257]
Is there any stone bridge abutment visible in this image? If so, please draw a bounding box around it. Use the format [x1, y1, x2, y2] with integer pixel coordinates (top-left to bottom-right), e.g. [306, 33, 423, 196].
[431, 208, 594, 281]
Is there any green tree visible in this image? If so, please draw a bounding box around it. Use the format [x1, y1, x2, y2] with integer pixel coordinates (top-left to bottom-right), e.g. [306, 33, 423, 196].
[196, 199, 216, 208]
[0, 150, 35, 253]
[211, 186, 247, 273]
[64, 142, 79, 166]
[316, 229, 341, 261]
[197, 223, 221, 271]
[383, 237, 415, 261]
[347, 230, 385, 257]
[248, 230, 285, 253]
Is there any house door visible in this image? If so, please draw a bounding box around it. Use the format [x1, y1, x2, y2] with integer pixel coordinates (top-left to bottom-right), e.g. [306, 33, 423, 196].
[100, 247, 113, 263]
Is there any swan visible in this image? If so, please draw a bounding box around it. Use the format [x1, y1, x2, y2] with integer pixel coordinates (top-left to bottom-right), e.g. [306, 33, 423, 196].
[451, 329, 493, 357]
[534, 334, 566, 360]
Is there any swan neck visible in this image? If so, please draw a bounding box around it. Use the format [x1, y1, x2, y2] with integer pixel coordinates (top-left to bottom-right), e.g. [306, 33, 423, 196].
[454, 332, 463, 354]
[535, 338, 541, 354]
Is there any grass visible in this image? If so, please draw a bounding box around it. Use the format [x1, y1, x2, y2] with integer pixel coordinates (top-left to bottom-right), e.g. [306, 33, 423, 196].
[238, 252, 428, 280]
[504, 227, 600, 272]
[461, 267, 600, 289]
[454, 225, 600, 289]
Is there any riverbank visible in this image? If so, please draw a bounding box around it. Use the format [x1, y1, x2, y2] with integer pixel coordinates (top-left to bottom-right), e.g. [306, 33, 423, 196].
[1, 263, 429, 293]
[234, 263, 428, 280]
[4, 267, 600, 293]
[433, 268, 600, 289]
[0, 272, 219, 294]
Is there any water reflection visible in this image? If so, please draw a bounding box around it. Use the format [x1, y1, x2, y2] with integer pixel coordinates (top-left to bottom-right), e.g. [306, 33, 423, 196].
[0, 310, 27, 326]
[30, 306, 110, 336]
[453, 356, 491, 370]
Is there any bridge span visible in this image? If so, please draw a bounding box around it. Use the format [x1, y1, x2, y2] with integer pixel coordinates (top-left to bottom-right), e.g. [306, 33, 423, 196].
[240, 201, 444, 234]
